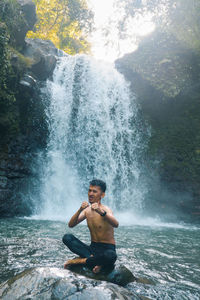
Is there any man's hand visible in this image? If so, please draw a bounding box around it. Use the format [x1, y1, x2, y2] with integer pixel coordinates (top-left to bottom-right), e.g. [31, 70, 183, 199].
[80, 201, 89, 211]
[68, 202, 88, 228]
[91, 203, 104, 215]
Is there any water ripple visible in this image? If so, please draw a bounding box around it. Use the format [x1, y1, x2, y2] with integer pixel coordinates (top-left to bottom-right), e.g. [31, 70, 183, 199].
[0, 218, 199, 300]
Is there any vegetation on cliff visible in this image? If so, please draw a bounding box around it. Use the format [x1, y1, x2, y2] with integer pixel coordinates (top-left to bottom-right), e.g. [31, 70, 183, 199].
[0, 3, 19, 140]
[0, 0, 93, 143]
[27, 0, 93, 54]
[0, 0, 34, 142]
[0, 0, 26, 48]
[116, 0, 200, 218]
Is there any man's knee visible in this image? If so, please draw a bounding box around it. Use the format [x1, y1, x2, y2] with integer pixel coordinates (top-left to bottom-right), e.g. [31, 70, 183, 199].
[62, 233, 74, 246]
[104, 249, 117, 264]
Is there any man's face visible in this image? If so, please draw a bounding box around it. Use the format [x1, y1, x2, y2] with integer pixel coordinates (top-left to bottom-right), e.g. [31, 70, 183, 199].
[88, 185, 105, 204]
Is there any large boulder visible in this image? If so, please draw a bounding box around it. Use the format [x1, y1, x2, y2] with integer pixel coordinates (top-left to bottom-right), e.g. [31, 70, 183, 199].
[69, 264, 137, 286]
[0, 267, 145, 300]
[17, 0, 36, 28]
[116, 30, 200, 98]
[15, 0, 37, 47]
[23, 38, 63, 80]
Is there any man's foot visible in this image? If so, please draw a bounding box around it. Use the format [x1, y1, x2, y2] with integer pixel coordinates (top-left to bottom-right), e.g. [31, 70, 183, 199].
[64, 257, 87, 269]
[92, 265, 102, 274]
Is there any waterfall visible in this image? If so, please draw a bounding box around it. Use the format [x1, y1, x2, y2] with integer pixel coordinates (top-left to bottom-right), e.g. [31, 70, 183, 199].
[37, 54, 148, 220]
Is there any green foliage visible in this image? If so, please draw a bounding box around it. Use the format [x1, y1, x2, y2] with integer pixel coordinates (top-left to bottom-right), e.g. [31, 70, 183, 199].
[115, 0, 200, 52]
[0, 22, 19, 141]
[0, 23, 15, 103]
[27, 0, 93, 54]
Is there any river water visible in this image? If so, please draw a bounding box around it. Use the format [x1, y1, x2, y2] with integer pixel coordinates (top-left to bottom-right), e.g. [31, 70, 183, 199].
[0, 218, 199, 299]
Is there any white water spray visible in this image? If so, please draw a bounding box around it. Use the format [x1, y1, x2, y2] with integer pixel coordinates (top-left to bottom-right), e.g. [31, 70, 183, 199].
[37, 54, 148, 220]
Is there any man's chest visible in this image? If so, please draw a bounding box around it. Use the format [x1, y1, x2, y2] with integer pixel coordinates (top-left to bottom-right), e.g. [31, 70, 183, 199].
[86, 211, 106, 231]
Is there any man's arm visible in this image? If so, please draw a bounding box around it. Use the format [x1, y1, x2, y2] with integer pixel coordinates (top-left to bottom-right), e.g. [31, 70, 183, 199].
[68, 202, 89, 228]
[103, 210, 119, 228]
[91, 203, 119, 228]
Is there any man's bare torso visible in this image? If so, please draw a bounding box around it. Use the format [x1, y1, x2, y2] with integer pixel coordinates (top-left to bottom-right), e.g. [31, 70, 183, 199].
[85, 205, 115, 245]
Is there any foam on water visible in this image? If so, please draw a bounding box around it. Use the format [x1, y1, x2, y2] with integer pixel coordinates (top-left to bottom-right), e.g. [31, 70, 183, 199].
[1, 218, 199, 300]
[115, 212, 200, 229]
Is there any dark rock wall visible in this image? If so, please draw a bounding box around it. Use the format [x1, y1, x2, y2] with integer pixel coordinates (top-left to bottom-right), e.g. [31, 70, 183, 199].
[0, 82, 47, 217]
[0, 0, 56, 217]
[116, 10, 200, 222]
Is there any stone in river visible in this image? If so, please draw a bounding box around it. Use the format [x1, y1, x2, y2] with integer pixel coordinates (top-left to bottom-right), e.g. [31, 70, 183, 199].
[68, 264, 137, 286]
[0, 267, 146, 300]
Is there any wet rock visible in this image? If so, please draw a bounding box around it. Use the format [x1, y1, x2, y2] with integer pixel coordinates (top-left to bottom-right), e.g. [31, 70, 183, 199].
[0, 267, 143, 300]
[20, 73, 37, 88]
[23, 38, 63, 80]
[0, 176, 7, 189]
[0, 189, 12, 202]
[0, 137, 41, 217]
[0, 189, 13, 215]
[69, 264, 137, 286]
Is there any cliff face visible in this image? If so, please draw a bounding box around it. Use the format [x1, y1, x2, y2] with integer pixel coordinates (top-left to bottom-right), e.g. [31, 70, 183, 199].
[115, 2, 200, 222]
[0, 0, 60, 217]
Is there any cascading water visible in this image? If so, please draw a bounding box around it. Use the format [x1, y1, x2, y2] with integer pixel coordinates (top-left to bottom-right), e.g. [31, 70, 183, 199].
[37, 54, 148, 220]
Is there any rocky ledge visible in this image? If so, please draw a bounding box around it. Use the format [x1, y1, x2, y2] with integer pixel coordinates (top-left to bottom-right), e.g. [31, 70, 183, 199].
[0, 267, 150, 300]
[0, 0, 62, 217]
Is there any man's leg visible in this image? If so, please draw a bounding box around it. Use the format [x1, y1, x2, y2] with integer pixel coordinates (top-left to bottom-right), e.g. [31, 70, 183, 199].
[62, 233, 92, 258]
[62, 234, 92, 268]
[86, 249, 117, 273]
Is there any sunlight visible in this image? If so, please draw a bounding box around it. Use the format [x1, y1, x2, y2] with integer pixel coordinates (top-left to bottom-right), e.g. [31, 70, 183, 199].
[88, 0, 155, 62]
[89, 0, 115, 25]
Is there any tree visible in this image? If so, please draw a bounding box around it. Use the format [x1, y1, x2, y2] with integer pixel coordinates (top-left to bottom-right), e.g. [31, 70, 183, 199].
[27, 0, 93, 54]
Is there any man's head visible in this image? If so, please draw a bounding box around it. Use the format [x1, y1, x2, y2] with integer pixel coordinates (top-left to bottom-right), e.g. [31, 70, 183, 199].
[89, 179, 106, 193]
[88, 179, 106, 204]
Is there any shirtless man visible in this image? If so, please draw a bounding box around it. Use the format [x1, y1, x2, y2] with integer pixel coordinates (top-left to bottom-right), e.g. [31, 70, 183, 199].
[62, 179, 119, 273]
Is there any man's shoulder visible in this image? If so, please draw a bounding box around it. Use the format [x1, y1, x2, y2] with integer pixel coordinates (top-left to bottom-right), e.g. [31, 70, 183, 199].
[85, 206, 91, 212]
[102, 204, 112, 212]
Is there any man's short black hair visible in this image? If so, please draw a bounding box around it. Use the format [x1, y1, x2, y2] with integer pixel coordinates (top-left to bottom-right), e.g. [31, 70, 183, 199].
[89, 179, 106, 193]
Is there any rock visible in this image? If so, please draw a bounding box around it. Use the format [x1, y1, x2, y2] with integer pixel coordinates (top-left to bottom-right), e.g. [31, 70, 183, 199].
[15, 0, 37, 47]
[23, 38, 63, 80]
[0, 189, 13, 215]
[69, 264, 137, 286]
[0, 176, 7, 189]
[0, 136, 42, 217]
[0, 267, 144, 300]
[17, 0, 37, 29]
[116, 30, 200, 98]
[20, 73, 37, 89]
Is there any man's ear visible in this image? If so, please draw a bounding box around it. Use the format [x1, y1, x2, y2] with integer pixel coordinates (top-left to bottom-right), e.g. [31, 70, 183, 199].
[101, 192, 105, 199]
